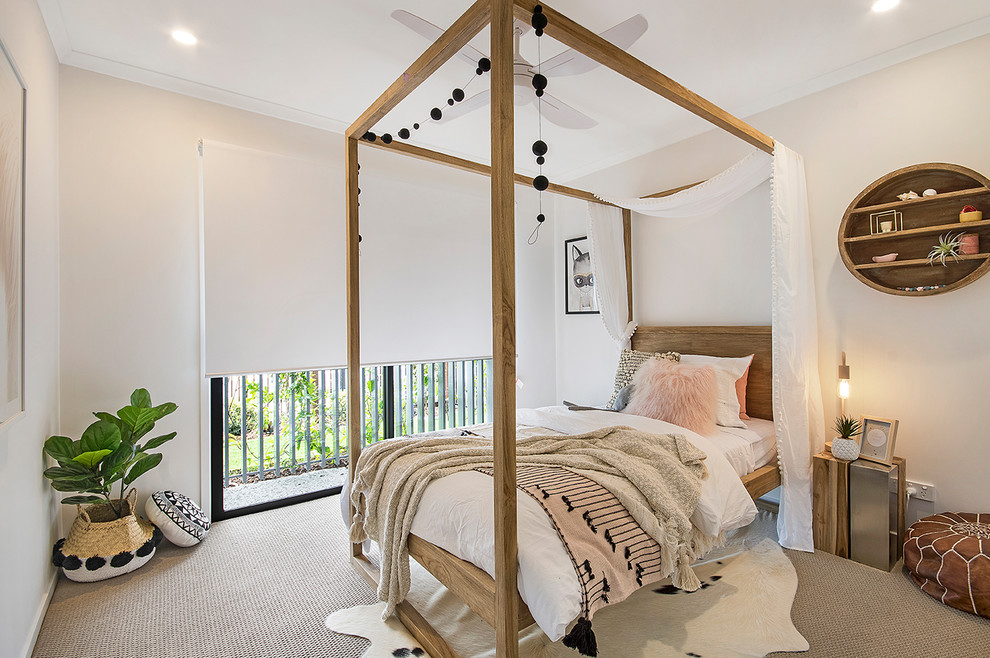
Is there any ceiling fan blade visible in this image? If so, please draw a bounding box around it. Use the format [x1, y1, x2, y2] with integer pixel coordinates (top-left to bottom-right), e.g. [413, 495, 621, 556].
[436, 89, 490, 123]
[537, 14, 648, 77]
[538, 93, 597, 129]
[391, 10, 487, 67]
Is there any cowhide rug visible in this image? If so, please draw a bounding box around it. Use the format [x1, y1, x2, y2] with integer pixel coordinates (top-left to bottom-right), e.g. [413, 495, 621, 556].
[327, 514, 808, 657]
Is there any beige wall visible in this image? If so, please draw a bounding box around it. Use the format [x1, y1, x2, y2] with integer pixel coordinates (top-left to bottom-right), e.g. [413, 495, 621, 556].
[0, 1, 61, 656]
[574, 34, 990, 516]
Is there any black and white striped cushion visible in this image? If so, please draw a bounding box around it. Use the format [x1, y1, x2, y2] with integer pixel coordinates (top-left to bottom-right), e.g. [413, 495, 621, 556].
[146, 491, 211, 547]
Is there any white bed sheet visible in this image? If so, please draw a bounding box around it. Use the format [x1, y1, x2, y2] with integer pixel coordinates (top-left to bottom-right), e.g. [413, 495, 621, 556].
[405, 406, 758, 641]
[701, 416, 778, 477]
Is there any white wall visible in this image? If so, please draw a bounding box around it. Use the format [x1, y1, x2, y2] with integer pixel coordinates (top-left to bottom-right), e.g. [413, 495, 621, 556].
[0, 1, 61, 656]
[569, 34, 990, 516]
[59, 67, 557, 519]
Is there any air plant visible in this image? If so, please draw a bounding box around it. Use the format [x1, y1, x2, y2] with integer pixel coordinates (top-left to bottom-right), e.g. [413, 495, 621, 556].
[928, 232, 962, 267]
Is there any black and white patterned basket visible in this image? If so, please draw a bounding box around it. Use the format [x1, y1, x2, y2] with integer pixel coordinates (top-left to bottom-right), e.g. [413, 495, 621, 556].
[146, 491, 211, 547]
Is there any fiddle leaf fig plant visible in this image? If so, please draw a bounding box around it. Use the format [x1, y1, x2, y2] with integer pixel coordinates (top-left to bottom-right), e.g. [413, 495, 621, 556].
[43, 389, 177, 517]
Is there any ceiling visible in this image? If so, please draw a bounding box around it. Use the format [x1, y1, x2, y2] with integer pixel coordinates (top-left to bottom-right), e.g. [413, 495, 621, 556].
[38, 0, 990, 182]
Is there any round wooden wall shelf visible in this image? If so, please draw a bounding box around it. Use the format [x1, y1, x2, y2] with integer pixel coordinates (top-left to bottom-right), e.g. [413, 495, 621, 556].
[838, 163, 990, 296]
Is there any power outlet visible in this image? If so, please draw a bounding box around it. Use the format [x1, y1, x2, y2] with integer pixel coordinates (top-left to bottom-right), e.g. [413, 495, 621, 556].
[907, 480, 936, 503]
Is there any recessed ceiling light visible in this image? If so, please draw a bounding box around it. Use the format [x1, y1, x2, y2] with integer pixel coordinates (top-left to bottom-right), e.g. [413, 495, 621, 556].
[171, 29, 197, 45]
[871, 0, 900, 12]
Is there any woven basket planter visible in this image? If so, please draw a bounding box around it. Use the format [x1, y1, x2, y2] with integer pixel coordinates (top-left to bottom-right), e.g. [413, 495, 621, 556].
[52, 489, 163, 582]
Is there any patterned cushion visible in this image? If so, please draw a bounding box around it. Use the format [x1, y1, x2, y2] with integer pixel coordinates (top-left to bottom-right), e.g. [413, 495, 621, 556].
[146, 491, 211, 547]
[904, 512, 990, 618]
[607, 349, 679, 408]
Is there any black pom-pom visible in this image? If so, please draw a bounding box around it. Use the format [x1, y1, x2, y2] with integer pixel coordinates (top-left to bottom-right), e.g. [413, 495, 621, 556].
[398, 128, 410, 139]
[452, 88, 465, 102]
[381, 133, 393, 144]
[532, 74, 547, 91]
[110, 551, 134, 568]
[358, 235, 362, 243]
[52, 539, 66, 567]
[85, 556, 106, 571]
[532, 13, 548, 32]
[447, 98, 454, 106]
[535, 28, 544, 37]
[61, 554, 81, 570]
[476, 67, 483, 75]
[535, 89, 544, 97]
[537, 156, 545, 165]
[562, 617, 597, 657]
[478, 57, 491, 72]
[532, 140, 548, 156]
[534, 4, 543, 13]
[533, 175, 549, 191]
[431, 107, 443, 120]
[537, 213, 546, 223]
[413, 123, 420, 130]
[363, 131, 377, 142]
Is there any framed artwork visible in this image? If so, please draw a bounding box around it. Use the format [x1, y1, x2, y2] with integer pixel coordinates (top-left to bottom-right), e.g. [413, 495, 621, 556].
[0, 37, 25, 426]
[564, 236, 598, 315]
[858, 415, 898, 466]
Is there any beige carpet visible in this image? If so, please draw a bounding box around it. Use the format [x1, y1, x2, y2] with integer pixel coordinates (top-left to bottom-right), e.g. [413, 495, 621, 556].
[34, 496, 990, 657]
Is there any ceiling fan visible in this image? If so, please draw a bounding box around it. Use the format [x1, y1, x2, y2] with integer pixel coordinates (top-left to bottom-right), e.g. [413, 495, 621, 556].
[391, 9, 648, 130]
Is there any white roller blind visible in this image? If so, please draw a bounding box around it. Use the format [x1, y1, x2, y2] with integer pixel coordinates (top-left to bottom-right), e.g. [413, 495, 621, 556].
[201, 140, 345, 376]
[200, 140, 493, 376]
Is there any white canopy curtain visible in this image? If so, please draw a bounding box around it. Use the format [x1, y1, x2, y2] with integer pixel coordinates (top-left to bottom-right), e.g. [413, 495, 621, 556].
[587, 143, 824, 551]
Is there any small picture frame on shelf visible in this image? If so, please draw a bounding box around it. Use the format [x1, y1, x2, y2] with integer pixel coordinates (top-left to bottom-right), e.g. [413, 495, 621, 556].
[870, 210, 903, 235]
[858, 415, 898, 465]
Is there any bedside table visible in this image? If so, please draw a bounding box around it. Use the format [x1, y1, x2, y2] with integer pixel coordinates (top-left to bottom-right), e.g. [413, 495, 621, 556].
[812, 452, 850, 557]
[812, 451, 906, 569]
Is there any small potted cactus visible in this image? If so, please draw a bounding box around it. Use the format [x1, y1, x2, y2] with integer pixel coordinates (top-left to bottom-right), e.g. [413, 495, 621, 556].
[831, 415, 862, 461]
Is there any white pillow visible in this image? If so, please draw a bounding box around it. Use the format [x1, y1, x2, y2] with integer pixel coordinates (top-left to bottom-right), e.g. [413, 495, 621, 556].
[680, 354, 753, 429]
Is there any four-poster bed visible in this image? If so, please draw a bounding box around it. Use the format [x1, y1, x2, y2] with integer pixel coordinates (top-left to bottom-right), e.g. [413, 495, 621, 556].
[344, 1, 793, 656]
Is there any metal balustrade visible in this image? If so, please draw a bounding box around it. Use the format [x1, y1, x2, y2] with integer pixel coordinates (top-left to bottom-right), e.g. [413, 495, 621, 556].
[219, 358, 493, 487]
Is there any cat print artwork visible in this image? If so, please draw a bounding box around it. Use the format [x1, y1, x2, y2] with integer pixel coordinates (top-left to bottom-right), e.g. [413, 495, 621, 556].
[565, 236, 598, 314]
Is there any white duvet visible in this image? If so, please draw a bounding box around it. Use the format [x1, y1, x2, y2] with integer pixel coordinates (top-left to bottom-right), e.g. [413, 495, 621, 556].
[346, 405, 759, 642]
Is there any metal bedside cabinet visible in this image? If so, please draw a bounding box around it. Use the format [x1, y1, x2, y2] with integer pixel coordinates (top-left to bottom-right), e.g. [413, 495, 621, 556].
[849, 457, 906, 570]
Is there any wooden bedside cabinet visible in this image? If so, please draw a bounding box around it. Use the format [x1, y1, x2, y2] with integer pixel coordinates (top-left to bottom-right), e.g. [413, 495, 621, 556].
[812, 451, 907, 568]
[813, 452, 850, 556]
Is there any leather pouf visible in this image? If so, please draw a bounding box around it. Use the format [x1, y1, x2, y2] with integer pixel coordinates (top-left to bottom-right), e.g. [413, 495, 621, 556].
[904, 512, 990, 618]
[146, 491, 211, 547]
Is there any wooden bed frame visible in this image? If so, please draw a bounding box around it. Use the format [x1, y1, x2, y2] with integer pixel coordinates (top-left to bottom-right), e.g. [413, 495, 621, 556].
[344, 2, 776, 655]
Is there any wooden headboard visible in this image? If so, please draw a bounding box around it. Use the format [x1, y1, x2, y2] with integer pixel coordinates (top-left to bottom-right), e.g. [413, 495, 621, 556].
[630, 326, 773, 420]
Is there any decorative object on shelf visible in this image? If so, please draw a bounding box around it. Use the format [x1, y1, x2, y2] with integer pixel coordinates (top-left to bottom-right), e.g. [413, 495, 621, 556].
[837, 351, 851, 416]
[923, 188, 938, 197]
[897, 285, 946, 292]
[0, 35, 25, 427]
[928, 232, 962, 266]
[564, 236, 598, 314]
[897, 191, 920, 201]
[146, 491, 211, 547]
[51, 489, 163, 582]
[43, 388, 177, 580]
[830, 415, 862, 461]
[959, 233, 979, 255]
[959, 205, 983, 223]
[869, 209, 902, 234]
[871, 253, 898, 263]
[858, 415, 898, 466]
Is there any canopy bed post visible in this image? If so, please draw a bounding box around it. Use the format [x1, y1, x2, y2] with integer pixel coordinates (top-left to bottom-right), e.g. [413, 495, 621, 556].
[345, 136, 362, 559]
[490, 0, 519, 655]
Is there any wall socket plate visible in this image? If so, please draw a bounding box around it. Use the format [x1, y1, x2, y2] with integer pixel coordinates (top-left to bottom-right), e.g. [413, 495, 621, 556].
[907, 480, 936, 503]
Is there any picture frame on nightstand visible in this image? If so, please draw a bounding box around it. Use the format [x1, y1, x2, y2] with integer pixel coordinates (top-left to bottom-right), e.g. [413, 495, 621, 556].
[858, 415, 898, 466]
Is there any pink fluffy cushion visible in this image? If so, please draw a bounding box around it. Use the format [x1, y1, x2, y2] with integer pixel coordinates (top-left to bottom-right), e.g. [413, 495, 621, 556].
[623, 358, 718, 435]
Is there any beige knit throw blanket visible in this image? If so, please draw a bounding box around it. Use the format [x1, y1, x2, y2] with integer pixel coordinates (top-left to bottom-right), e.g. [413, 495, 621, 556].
[349, 425, 715, 622]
